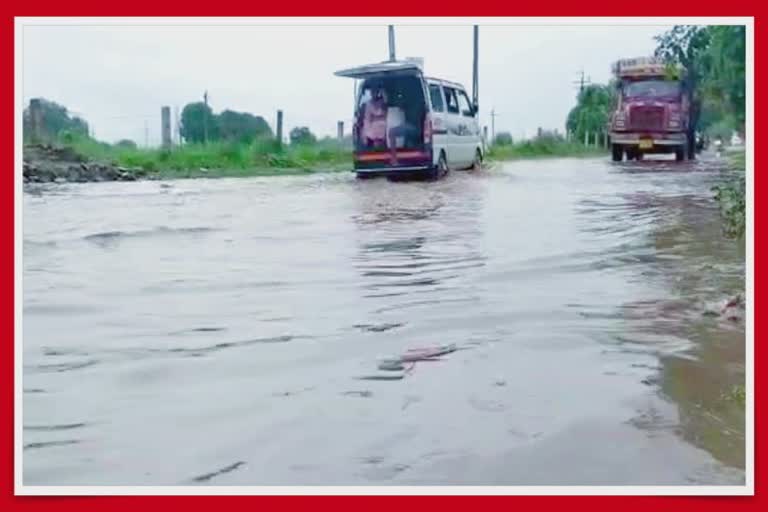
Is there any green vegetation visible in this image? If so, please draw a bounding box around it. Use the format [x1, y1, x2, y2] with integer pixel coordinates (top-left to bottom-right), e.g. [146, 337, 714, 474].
[57, 130, 351, 178]
[23, 98, 89, 141]
[566, 84, 615, 144]
[655, 25, 746, 139]
[488, 132, 605, 161]
[712, 150, 746, 239]
[180, 103, 272, 144]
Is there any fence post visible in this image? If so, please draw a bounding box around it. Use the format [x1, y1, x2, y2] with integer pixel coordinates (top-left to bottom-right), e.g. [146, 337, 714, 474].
[29, 99, 44, 143]
[276, 110, 284, 148]
[161, 106, 172, 149]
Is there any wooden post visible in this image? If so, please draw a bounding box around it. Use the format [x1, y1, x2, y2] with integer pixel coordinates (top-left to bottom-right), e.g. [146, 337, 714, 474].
[29, 99, 44, 142]
[276, 110, 284, 148]
[161, 106, 172, 149]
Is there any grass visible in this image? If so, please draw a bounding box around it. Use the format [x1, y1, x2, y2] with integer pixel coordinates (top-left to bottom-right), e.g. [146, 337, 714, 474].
[42, 132, 606, 180]
[486, 138, 606, 161]
[58, 133, 352, 178]
[712, 148, 746, 239]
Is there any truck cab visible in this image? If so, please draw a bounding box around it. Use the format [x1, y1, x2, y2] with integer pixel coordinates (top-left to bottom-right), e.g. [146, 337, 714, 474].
[609, 57, 690, 162]
[335, 60, 484, 179]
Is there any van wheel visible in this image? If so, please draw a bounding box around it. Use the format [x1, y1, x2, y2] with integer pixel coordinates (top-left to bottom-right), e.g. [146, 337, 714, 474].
[429, 152, 449, 180]
[611, 144, 623, 162]
[469, 149, 483, 170]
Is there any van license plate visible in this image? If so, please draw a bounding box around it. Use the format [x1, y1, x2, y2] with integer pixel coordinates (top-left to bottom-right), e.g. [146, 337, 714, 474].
[639, 140, 653, 149]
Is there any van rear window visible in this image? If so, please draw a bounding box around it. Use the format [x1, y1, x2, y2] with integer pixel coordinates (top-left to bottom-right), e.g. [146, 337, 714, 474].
[429, 84, 445, 112]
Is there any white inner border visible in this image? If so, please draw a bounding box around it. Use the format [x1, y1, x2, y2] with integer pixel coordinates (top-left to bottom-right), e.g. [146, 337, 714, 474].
[14, 16, 755, 497]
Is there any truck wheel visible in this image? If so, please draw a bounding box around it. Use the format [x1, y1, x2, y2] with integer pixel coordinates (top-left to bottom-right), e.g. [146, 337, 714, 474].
[675, 146, 686, 162]
[611, 144, 623, 162]
[687, 131, 696, 160]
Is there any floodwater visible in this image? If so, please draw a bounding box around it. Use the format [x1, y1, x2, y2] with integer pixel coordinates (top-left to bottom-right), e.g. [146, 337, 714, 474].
[22, 155, 746, 486]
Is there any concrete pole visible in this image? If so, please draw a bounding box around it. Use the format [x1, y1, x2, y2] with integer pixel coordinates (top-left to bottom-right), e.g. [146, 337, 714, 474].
[161, 106, 172, 149]
[388, 25, 396, 61]
[29, 99, 44, 143]
[203, 90, 209, 145]
[483, 126, 488, 143]
[337, 121, 344, 141]
[276, 110, 284, 148]
[584, 131, 589, 146]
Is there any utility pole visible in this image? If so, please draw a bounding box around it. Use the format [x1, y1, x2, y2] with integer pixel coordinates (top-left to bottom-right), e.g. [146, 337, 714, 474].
[572, 69, 592, 94]
[203, 90, 209, 145]
[144, 120, 149, 148]
[472, 25, 479, 111]
[388, 25, 396, 61]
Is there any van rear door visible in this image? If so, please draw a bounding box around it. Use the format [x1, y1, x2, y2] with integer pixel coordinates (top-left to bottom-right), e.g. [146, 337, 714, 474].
[335, 61, 423, 79]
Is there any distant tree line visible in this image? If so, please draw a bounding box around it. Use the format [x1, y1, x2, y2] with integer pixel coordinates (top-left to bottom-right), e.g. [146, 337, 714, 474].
[180, 102, 274, 144]
[23, 98, 89, 142]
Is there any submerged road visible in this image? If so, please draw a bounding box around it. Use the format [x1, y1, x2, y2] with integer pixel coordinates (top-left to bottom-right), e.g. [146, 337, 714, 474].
[23, 155, 745, 485]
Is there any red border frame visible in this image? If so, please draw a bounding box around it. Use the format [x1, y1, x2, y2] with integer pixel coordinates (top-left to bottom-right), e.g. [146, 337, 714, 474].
[3, 5, 761, 508]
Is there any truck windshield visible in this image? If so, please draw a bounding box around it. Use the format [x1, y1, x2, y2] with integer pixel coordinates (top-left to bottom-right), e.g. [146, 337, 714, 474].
[623, 80, 681, 99]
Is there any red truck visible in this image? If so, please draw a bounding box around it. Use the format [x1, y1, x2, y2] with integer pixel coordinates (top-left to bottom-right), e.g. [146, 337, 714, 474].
[609, 57, 691, 162]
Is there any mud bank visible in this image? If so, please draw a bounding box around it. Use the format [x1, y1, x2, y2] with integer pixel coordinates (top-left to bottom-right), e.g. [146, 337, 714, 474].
[23, 144, 148, 184]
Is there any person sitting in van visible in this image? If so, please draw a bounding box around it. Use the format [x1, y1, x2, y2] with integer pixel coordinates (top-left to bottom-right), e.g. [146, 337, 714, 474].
[361, 87, 388, 148]
[386, 89, 419, 163]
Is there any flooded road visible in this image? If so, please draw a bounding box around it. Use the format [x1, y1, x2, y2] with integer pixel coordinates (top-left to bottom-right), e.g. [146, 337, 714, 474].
[22, 155, 746, 486]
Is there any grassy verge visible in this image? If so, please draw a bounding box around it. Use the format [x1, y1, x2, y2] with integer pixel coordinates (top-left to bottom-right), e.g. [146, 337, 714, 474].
[60, 133, 352, 178]
[486, 139, 606, 162]
[46, 133, 607, 179]
[713, 149, 746, 238]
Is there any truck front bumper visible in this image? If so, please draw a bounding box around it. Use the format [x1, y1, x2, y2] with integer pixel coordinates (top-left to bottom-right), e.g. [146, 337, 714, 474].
[610, 132, 686, 146]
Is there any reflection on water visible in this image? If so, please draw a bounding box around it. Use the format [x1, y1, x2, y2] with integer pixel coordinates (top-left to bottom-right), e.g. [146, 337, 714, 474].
[23, 156, 745, 485]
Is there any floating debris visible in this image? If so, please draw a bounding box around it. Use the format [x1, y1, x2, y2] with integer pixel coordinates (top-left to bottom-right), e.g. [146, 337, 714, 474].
[191, 461, 246, 483]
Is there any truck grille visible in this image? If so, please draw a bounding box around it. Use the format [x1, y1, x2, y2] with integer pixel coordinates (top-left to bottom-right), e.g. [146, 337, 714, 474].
[629, 106, 665, 131]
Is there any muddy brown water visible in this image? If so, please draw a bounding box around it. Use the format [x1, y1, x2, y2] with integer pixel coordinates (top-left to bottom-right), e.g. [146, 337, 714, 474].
[22, 155, 746, 486]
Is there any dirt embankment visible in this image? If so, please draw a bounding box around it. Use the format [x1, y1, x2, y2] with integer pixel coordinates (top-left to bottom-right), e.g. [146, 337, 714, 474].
[23, 144, 148, 184]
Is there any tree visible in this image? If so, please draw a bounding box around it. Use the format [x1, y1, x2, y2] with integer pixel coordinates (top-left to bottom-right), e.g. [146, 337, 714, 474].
[654, 25, 746, 143]
[566, 84, 614, 143]
[115, 139, 138, 150]
[289, 126, 316, 146]
[180, 102, 218, 143]
[218, 110, 272, 143]
[23, 98, 89, 141]
[493, 132, 513, 146]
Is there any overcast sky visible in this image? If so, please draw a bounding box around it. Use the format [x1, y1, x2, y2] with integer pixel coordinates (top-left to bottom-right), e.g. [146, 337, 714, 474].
[22, 22, 672, 145]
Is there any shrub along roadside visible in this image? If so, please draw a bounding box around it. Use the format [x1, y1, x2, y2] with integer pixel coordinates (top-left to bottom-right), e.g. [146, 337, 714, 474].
[713, 150, 746, 239]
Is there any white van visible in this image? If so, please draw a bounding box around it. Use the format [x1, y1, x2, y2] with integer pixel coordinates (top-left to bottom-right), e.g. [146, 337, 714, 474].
[335, 60, 484, 180]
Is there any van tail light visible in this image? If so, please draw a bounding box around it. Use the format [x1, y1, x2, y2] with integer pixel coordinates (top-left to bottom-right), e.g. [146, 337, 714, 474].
[424, 113, 433, 145]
